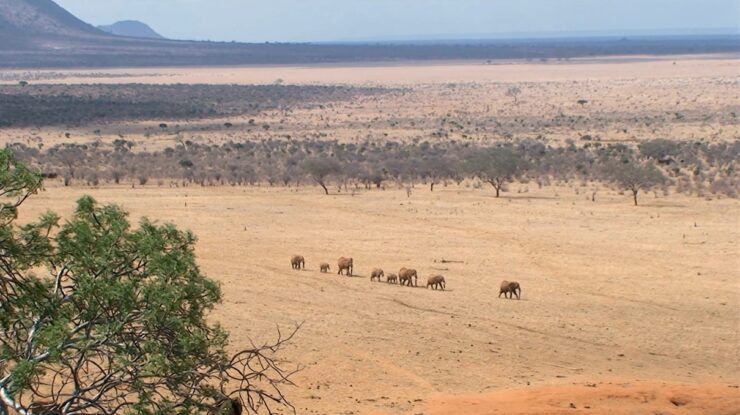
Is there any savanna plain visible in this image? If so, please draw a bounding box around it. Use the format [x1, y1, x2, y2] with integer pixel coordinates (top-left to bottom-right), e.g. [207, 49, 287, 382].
[4, 56, 740, 414]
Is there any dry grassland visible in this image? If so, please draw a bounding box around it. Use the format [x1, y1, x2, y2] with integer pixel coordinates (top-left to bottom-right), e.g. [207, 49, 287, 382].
[18, 183, 740, 414]
[6, 55, 740, 414]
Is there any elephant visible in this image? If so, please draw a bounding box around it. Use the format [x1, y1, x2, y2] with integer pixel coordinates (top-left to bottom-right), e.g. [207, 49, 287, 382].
[370, 268, 385, 282]
[337, 257, 353, 276]
[427, 275, 446, 290]
[320, 263, 330, 273]
[290, 255, 305, 270]
[399, 268, 418, 287]
[386, 273, 398, 284]
[499, 280, 521, 300]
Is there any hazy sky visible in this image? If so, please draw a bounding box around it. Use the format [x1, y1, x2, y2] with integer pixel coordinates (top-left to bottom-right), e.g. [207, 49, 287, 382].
[55, 0, 740, 42]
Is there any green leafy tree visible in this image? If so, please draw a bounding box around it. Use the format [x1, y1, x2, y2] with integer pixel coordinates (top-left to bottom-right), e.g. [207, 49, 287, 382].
[467, 147, 526, 197]
[0, 150, 297, 415]
[603, 159, 668, 205]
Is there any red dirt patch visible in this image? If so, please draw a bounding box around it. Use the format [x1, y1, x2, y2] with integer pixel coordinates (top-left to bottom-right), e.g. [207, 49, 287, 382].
[412, 382, 740, 415]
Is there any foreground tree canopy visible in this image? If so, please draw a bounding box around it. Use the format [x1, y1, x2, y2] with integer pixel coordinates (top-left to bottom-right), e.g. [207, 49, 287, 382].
[0, 150, 296, 415]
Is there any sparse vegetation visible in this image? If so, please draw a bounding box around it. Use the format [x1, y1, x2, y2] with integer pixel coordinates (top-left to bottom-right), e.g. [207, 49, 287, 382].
[0, 84, 389, 127]
[8, 138, 738, 203]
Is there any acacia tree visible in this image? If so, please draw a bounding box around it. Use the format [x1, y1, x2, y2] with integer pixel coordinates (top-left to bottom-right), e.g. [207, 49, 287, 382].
[419, 156, 453, 192]
[0, 150, 297, 415]
[302, 158, 341, 195]
[467, 147, 526, 197]
[603, 159, 667, 205]
[505, 86, 522, 104]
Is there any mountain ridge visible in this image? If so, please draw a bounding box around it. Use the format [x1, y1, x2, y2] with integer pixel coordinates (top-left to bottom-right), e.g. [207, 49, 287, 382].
[0, 0, 738, 68]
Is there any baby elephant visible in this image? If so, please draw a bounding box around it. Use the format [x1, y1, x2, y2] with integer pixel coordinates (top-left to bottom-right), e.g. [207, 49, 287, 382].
[370, 268, 385, 282]
[319, 263, 330, 273]
[337, 257, 353, 276]
[427, 275, 446, 290]
[290, 255, 305, 270]
[386, 273, 398, 284]
[499, 280, 521, 300]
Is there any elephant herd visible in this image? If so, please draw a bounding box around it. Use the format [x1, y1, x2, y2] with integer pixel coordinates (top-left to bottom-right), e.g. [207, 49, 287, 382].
[290, 255, 447, 290]
[291, 255, 522, 299]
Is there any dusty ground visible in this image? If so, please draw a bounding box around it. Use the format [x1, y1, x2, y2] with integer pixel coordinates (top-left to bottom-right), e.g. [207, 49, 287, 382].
[18, 183, 740, 414]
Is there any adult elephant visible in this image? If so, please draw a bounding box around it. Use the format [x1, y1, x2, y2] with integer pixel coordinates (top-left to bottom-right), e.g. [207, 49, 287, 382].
[337, 257, 354, 276]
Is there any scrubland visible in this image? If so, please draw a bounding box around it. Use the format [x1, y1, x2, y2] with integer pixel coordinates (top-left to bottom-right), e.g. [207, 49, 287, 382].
[4, 55, 739, 414]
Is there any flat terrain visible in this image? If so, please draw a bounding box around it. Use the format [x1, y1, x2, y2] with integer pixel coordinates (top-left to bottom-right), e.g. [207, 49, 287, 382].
[6, 56, 740, 414]
[1, 56, 738, 152]
[19, 183, 740, 414]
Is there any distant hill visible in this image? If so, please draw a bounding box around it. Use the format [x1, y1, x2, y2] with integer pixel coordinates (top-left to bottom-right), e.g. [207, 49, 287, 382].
[98, 20, 164, 39]
[0, 0, 102, 37]
[0, 0, 738, 68]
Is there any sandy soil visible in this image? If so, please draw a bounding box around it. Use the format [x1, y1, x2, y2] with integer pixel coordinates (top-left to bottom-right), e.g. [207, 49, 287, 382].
[18, 183, 740, 414]
[1, 55, 737, 86]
